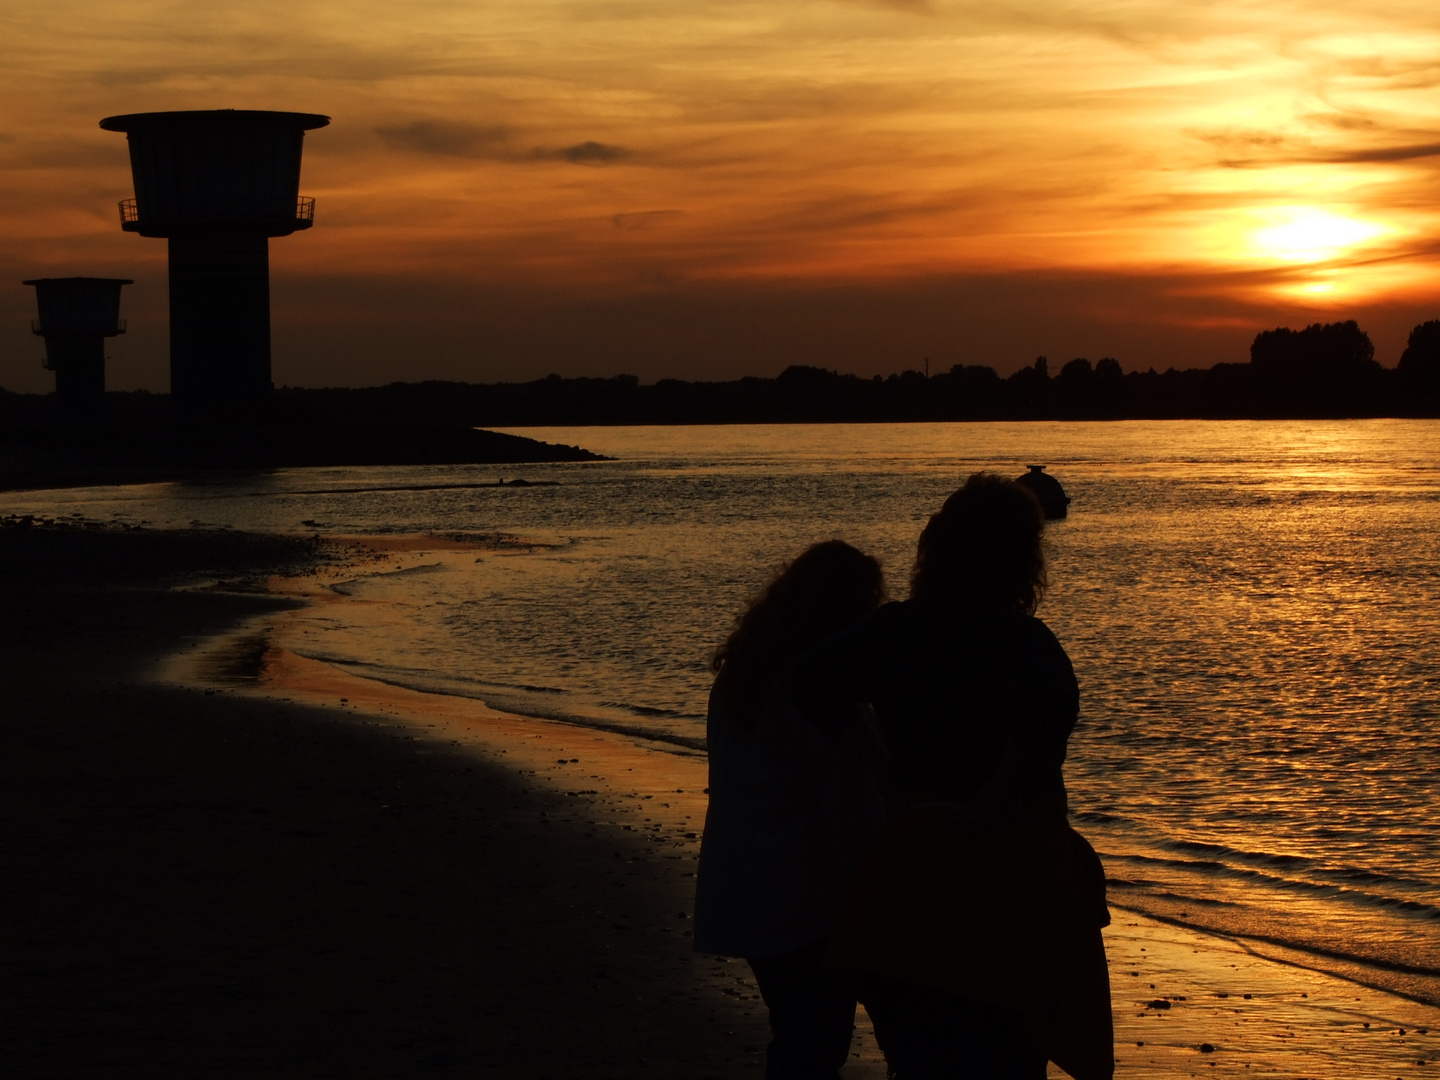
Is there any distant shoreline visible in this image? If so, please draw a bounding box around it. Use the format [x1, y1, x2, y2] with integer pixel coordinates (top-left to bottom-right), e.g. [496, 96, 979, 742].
[0, 421, 605, 493]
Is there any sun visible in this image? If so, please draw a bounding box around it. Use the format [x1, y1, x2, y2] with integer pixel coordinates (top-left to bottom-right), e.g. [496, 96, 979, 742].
[1250, 208, 1388, 264]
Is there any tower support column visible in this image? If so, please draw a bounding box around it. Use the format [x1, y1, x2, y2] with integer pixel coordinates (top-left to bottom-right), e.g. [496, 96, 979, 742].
[45, 336, 108, 403]
[168, 232, 272, 409]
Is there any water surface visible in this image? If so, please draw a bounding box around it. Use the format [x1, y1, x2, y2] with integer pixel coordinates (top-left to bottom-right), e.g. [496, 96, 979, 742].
[7, 419, 1437, 1002]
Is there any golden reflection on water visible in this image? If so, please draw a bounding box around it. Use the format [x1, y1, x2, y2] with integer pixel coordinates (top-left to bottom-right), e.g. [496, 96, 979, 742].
[1, 419, 1437, 1003]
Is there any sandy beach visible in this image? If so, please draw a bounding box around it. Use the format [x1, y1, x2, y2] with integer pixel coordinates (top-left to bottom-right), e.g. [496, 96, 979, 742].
[1, 521, 830, 1077]
[5, 519, 1437, 1077]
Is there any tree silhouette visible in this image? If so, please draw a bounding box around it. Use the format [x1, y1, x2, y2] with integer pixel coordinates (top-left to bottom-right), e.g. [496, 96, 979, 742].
[1248, 320, 1383, 416]
[1398, 320, 1440, 405]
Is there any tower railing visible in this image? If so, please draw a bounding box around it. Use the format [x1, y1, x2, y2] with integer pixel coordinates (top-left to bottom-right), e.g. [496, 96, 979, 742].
[117, 197, 316, 229]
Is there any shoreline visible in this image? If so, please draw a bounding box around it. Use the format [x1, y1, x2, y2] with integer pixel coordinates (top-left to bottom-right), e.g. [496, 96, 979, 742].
[168, 531, 1440, 1078]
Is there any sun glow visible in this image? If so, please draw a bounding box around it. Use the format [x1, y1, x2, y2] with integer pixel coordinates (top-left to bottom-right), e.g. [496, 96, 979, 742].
[1250, 208, 1389, 265]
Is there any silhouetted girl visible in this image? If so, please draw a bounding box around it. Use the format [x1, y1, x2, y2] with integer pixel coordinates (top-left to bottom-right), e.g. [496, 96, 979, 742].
[796, 474, 1112, 1080]
[694, 540, 888, 1080]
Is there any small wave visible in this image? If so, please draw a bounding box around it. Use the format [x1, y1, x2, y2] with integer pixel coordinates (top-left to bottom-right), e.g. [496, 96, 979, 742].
[1166, 837, 1310, 869]
[324, 562, 446, 592]
[1099, 850, 1440, 920]
[1102, 851, 1228, 873]
[599, 700, 684, 718]
[286, 658, 707, 752]
[1157, 838, 1434, 892]
[292, 653, 570, 697]
[1106, 879, 1237, 907]
[1142, 889, 1236, 908]
[471, 678, 567, 695]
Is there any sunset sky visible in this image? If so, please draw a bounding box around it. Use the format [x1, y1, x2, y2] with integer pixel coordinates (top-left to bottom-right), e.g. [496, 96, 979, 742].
[3, 0, 1439, 392]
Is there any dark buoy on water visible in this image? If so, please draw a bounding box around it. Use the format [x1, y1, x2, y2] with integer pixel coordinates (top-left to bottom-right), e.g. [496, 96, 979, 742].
[1016, 464, 1069, 519]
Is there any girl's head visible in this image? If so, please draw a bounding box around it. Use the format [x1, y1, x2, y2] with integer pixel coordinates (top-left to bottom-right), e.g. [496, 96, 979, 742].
[713, 540, 885, 709]
[910, 472, 1047, 615]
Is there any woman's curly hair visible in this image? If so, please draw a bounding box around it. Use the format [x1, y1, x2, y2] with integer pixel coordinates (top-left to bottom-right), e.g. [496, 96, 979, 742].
[910, 472, 1048, 615]
[712, 540, 885, 715]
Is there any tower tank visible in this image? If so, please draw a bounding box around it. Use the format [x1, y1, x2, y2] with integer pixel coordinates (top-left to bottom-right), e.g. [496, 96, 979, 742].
[23, 276, 132, 412]
[99, 109, 329, 415]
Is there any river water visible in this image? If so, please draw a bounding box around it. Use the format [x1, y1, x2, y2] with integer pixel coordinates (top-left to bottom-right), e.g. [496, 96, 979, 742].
[8, 419, 1438, 1004]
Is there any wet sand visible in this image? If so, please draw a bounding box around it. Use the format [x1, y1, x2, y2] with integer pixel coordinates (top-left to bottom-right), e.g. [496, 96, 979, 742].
[7, 521, 1437, 1077]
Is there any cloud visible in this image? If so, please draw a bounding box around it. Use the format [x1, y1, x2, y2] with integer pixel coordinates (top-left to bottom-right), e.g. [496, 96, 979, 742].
[1190, 124, 1440, 169]
[612, 209, 683, 230]
[837, 0, 935, 11]
[1314, 142, 1440, 165]
[555, 140, 627, 165]
[374, 121, 511, 159]
[1215, 139, 1440, 168]
[375, 124, 628, 166]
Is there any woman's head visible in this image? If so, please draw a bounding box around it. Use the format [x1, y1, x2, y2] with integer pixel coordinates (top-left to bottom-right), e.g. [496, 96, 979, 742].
[713, 540, 885, 708]
[910, 472, 1047, 615]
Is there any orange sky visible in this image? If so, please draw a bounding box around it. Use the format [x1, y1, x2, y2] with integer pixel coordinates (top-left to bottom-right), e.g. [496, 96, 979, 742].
[3, 0, 1439, 391]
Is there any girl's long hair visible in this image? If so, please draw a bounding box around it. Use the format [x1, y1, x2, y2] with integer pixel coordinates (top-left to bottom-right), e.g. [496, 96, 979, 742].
[712, 540, 885, 718]
[910, 472, 1048, 615]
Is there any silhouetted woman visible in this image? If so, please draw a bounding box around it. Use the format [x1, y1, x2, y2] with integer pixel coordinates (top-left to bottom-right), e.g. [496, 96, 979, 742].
[795, 474, 1112, 1080]
[694, 540, 888, 1080]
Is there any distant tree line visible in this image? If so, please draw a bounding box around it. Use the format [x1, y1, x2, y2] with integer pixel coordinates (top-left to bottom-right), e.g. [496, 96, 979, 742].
[274, 318, 1440, 424]
[4, 317, 1438, 427]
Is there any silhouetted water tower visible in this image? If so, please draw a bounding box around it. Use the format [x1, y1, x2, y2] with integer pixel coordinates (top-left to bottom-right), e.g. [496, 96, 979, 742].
[24, 276, 132, 411]
[1015, 464, 1070, 519]
[99, 109, 330, 415]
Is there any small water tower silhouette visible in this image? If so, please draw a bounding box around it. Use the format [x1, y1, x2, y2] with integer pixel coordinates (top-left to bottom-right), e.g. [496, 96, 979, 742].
[99, 109, 330, 415]
[23, 276, 132, 412]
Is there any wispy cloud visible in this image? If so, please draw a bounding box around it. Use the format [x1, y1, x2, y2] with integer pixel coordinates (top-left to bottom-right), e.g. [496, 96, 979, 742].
[613, 209, 683, 230]
[553, 141, 627, 165]
[831, 0, 935, 13]
[375, 121, 511, 159]
[375, 123, 628, 165]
